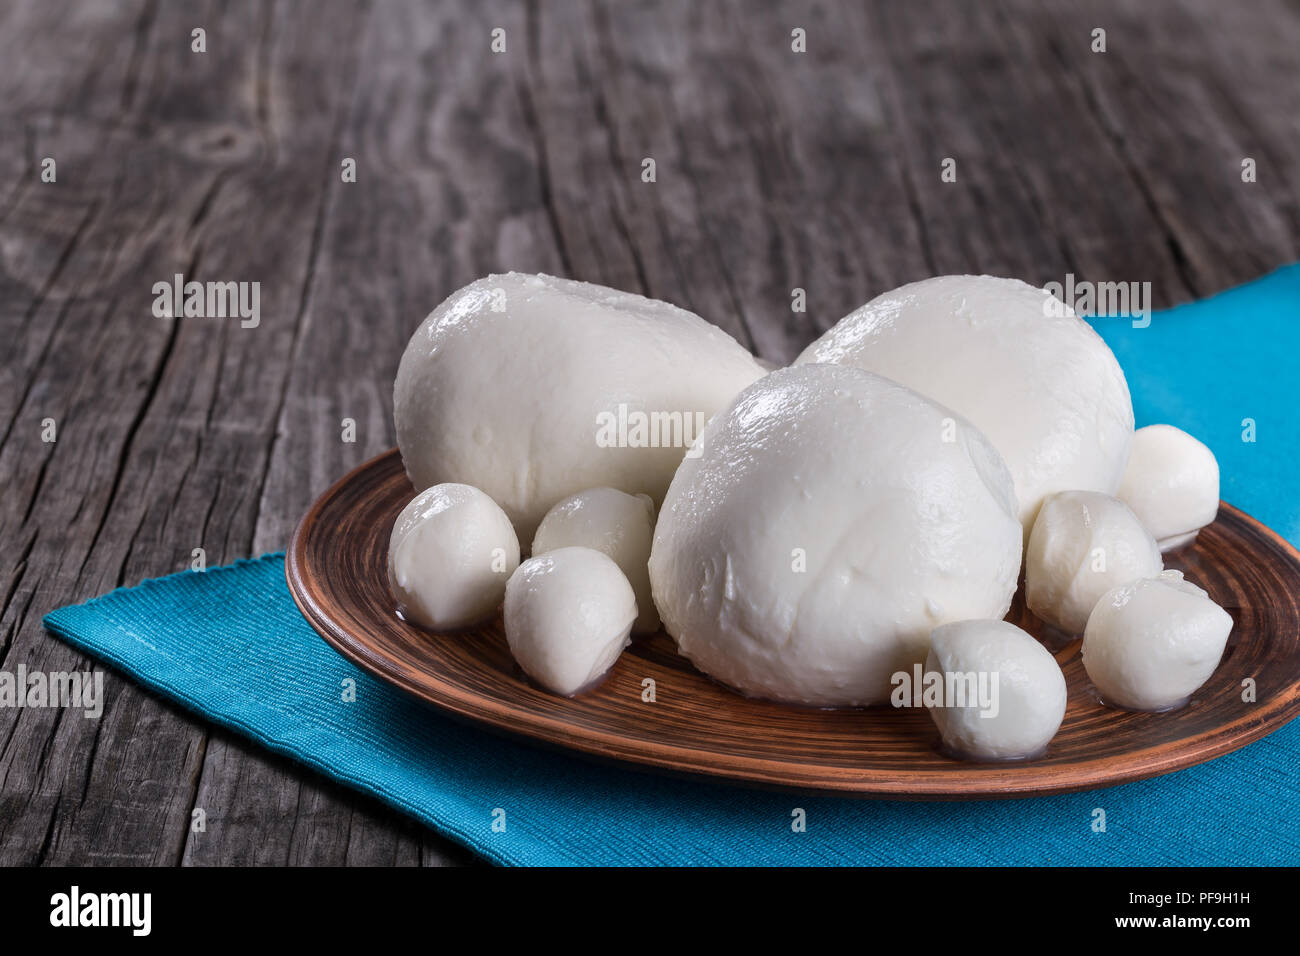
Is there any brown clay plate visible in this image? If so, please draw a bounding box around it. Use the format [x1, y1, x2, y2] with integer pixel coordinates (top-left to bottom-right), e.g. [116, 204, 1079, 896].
[286, 448, 1300, 799]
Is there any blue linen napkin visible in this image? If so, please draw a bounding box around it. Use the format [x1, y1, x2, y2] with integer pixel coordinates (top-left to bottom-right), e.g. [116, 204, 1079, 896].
[43, 265, 1300, 866]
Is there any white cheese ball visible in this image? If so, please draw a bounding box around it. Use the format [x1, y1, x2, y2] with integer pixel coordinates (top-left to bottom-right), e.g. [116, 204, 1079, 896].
[387, 483, 520, 630]
[394, 273, 765, 543]
[1025, 490, 1163, 634]
[795, 275, 1134, 537]
[649, 364, 1023, 707]
[1083, 571, 1233, 711]
[925, 619, 1067, 761]
[1117, 424, 1220, 552]
[532, 487, 660, 634]
[503, 547, 636, 696]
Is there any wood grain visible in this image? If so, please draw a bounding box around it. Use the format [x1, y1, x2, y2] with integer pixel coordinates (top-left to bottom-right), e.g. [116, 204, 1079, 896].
[1, 0, 1298, 860]
[288, 449, 1300, 799]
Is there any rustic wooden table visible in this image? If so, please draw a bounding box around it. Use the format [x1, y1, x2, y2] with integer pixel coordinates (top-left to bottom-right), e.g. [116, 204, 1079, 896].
[1, 0, 1297, 866]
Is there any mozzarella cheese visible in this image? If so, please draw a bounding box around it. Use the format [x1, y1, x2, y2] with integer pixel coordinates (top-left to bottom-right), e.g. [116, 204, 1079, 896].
[648, 363, 1023, 706]
[925, 619, 1067, 761]
[795, 275, 1134, 538]
[1117, 424, 1220, 552]
[1025, 490, 1163, 634]
[387, 483, 520, 629]
[504, 546, 637, 696]
[394, 273, 765, 543]
[1082, 570, 1233, 711]
[532, 487, 660, 633]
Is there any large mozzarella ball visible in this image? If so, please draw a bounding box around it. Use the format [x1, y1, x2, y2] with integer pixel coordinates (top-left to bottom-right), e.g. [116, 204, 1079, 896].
[394, 273, 765, 543]
[795, 275, 1134, 536]
[503, 547, 637, 696]
[925, 619, 1067, 761]
[388, 483, 520, 629]
[1117, 424, 1220, 552]
[532, 487, 660, 634]
[648, 364, 1023, 707]
[1025, 490, 1163, 634]
[1082, 570, 1233, 711]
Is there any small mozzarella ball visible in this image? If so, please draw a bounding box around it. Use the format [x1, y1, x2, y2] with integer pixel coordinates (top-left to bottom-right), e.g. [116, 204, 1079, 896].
[1082, 570, 1233, 711]
[925, 619, 1067, 761]
[1026, 491, 1163, 634]
[388, 483, 520, 629]
[532, 488, 659, 633]
[1117, 424, 1220, 552]
[504, 547, 636, 696]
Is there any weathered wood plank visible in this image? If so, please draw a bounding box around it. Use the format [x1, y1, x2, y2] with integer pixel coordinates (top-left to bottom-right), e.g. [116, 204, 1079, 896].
[184, 0, 548, 867]
[0, 0, 1297, 866]
[1031, 0, 1300, 297]
[0, 0, 389, 865]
